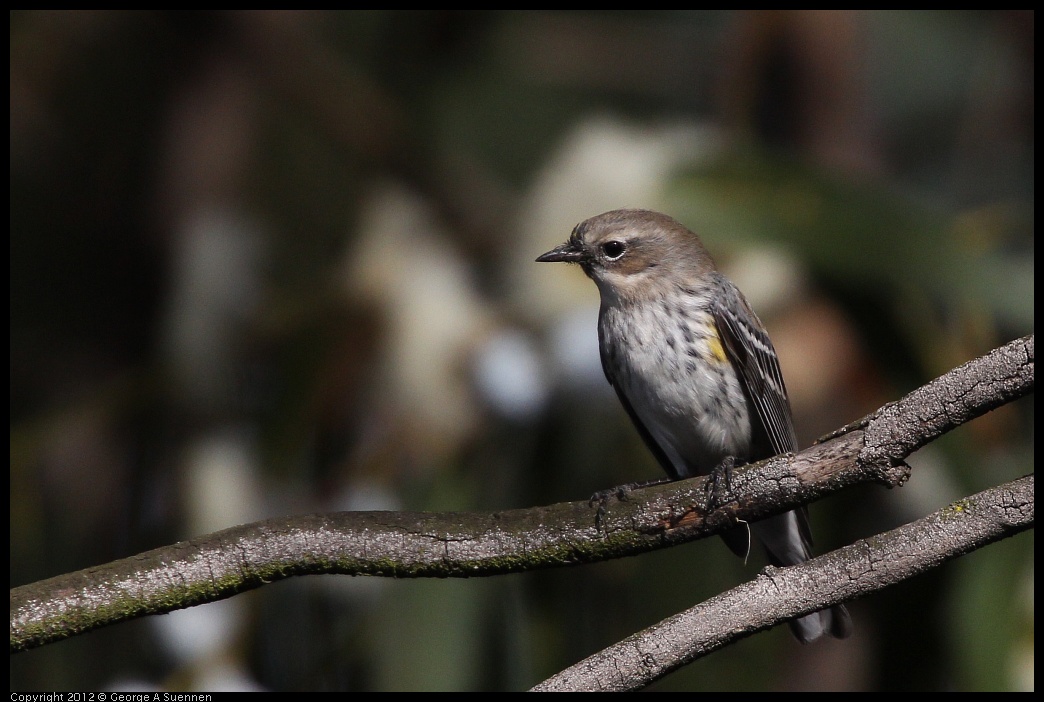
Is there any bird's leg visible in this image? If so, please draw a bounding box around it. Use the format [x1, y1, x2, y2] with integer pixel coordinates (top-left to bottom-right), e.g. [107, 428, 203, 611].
[704, 455, 738, 510]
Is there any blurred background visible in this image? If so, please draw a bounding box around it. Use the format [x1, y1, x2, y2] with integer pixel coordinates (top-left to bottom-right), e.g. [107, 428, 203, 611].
[10, 10, 1033, 691]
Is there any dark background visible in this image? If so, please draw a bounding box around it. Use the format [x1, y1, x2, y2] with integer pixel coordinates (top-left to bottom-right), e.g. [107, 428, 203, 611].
[11, 10, 1034, 691]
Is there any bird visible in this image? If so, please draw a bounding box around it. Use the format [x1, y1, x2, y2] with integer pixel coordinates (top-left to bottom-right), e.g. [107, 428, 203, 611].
[536, 208, 851, 643]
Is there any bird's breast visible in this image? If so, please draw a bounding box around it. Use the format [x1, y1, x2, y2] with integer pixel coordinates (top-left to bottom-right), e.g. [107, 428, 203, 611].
[599, 297, 753, 476]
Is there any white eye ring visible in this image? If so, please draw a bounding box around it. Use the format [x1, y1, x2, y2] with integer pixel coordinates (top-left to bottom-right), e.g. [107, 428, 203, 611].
[601, 240, 626, 260]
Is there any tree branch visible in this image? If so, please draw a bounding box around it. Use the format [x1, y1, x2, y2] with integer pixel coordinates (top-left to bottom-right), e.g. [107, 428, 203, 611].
[9, 335, 1034, 657]
[532, 474, 1034, 691]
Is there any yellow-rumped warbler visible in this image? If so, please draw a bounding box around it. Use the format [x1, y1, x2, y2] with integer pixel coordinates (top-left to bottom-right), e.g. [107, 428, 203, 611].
[537, 208, 851, 643]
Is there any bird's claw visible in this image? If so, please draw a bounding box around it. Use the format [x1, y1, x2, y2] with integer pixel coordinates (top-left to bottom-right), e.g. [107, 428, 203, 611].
[589, 477, 670, 529]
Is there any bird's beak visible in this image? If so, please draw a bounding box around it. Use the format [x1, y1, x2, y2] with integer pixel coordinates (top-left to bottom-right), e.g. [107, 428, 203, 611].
[536, 241, 585, 264]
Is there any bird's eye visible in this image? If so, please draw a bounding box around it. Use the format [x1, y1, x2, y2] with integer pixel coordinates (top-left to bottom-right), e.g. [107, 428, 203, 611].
[601, 240, 626, 260]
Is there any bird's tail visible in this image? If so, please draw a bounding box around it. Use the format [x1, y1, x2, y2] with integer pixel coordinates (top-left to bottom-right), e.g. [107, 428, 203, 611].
[750, 511, 853, 643]
[789, 603, 853, 643]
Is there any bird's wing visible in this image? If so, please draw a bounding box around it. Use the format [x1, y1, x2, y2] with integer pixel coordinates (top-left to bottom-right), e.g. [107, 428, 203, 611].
[711, 275, 799, 457]
[709, 273, 814, 555]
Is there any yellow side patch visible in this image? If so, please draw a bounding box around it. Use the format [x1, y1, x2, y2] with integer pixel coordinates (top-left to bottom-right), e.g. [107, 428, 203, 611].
[708, 329, 727, 363]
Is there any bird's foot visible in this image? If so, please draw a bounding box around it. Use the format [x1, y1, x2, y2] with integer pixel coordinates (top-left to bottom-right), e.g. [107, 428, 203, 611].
[589, 477, 671, 528]
[704, 455, 738, 511]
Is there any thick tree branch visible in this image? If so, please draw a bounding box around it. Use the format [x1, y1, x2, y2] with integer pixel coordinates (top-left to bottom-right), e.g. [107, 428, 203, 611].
[9, 335, 1034, 655]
